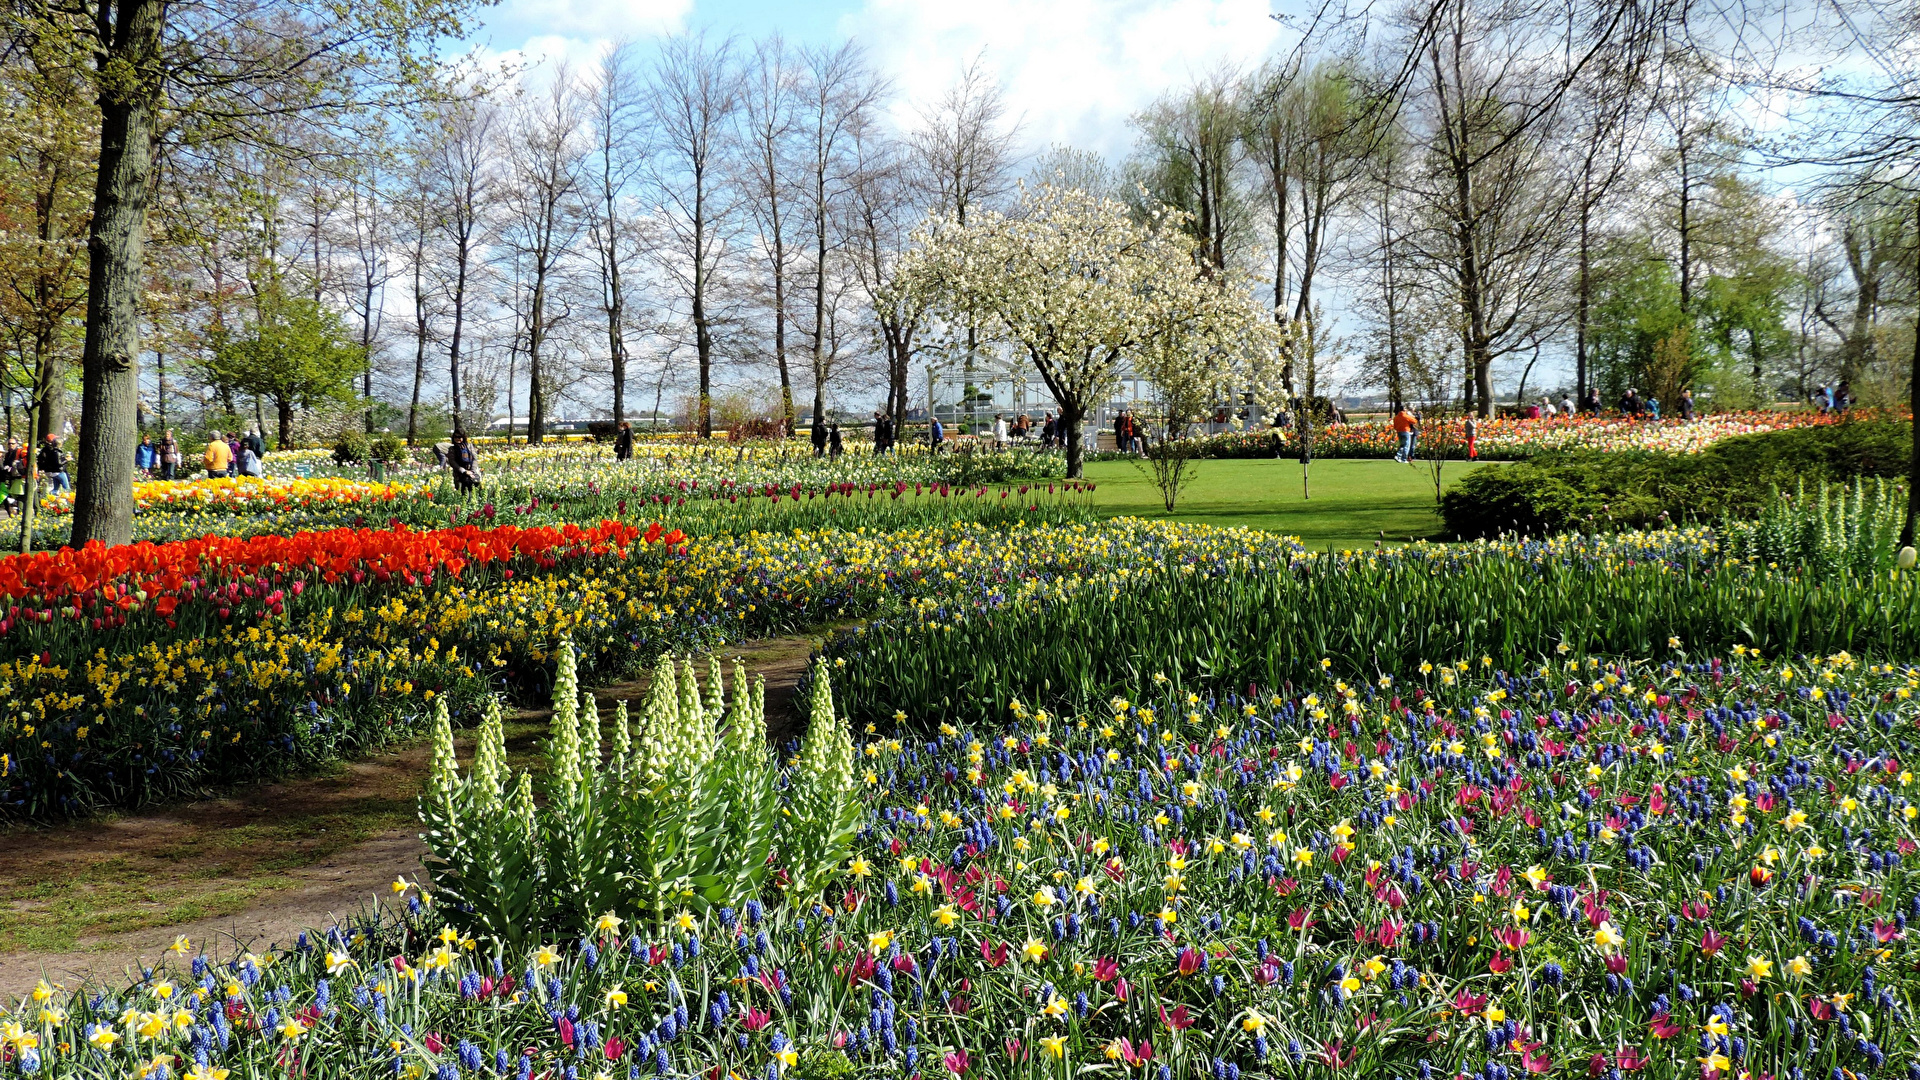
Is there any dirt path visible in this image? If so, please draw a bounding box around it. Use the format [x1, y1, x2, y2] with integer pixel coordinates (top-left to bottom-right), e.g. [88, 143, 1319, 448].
[0, 634, 822, 1000]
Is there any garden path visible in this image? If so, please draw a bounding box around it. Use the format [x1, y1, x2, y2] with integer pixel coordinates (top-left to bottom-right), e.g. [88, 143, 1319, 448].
[0, 633, 821, 1000]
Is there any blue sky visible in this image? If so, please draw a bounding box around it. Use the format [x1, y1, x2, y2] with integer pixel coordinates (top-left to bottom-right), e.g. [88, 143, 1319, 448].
[465, 0, 1299, 160]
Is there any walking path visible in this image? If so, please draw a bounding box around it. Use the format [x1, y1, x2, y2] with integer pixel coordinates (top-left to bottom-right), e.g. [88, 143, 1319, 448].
[0, 635, 820, 1000]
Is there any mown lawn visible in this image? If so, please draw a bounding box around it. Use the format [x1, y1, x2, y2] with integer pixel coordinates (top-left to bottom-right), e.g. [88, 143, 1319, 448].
[1081, 456, 1493, 549]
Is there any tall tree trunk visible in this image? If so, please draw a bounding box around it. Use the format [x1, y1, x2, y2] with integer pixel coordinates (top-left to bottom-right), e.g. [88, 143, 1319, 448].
[693, 182, 713, 439]
[1576, 192, 1591, 402]
[811, 170, 828, 441]
[448, 248, 468, 434]
[362, 269, 378, 434]
[1676, 142, 1692, 317]
[774, 227, 794, 434]
[72, 0, 164, 548]
[408, 249, 428, 446]
[277, 397, 294, 449]
[527, 279, 546, 444]
[608, 276, 626, 424]
[1904, 200, 1919, 548]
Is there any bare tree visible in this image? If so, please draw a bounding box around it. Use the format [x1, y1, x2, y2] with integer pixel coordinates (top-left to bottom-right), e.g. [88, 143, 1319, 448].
[1129, 69, 1247, 279]
[1244, 58, 1376, 390]
[909, 55, 1020, 430]
[1398, 0, 1576, 416]
[424, 97, 498, 436]
[586, 42, 647, 425]
[848, 117, 925, 434]
[1565, 37, 1647, 403]
[343, 153, 392, 434]
[398, 138, 442, 446]
[502, 72, 585, 444]
[738, 35, 803, 433]
[646, 32, 740, 439]
[796, 41, 885, 433]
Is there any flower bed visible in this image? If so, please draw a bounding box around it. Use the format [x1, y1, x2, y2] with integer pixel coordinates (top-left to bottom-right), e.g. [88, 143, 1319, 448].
[10, 654, 1920, 1079]
[1111, 411, 1892, 462]
[0, 519, 1256, 815]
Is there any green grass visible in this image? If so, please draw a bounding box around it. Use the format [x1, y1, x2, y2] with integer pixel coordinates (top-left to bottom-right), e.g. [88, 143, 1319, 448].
[1081, 457, 1493, 549]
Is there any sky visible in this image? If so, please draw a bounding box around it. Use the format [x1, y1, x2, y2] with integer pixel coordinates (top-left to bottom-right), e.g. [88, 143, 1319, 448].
[469, 0, 1298, 161]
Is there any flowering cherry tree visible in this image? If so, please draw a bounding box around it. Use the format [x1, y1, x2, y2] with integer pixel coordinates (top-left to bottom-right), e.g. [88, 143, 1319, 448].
[896, 183, 1278, 477]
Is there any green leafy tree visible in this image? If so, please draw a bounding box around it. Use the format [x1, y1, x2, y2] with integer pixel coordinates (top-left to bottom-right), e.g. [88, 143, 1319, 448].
[208, 291, 366, 448]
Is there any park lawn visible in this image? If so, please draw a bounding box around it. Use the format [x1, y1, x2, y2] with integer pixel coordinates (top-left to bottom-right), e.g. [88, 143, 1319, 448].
[1080, 456, 1493, 549]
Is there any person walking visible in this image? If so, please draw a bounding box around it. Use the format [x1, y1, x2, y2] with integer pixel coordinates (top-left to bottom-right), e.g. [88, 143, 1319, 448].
[828, 423, 843, 458]
[135, 435, 156, 477]
[449, 431, 481, 495]
[159, 429, 180, 481]
[1391, 406, 1418, 463]
[225, 433, 241, 477]
[614, 421, 634, 461]
[1646, 396, 1661, 421]
[237, 437, 263, 477]
[0, 441, 21, 517]
[929, 415, 944, 450]
[811, 418, 829, 458]
[37, 435, 70, 494]
[1561, 393, 1575, 416]
[1040, 412, 1056, 448]
[992, 413, 1008, 447]
[203, 430, 232, 478]
[1464, 414, 1479, 460]
[1678, 388, 1695, 422]
[244, 428, 266, 462]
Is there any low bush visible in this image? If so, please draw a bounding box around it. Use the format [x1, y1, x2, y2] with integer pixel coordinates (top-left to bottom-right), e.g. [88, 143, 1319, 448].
[1440, 418, 1911, 538]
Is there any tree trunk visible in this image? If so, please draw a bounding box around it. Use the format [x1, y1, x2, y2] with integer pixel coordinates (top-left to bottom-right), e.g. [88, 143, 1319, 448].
[72, 0, 164, 548]
[609, 282, 626, 424]
[527, 279, 546, 444]
[772, 219, 794, 436]
[1060, 400, 1085, 479]
[1576, 195, 1591, 402]
[693, 180, 713, 439]
[448, 248, 468, 434]
[1904, 200, 1919, 549]
[810, 173, 828, 443]
[408, 261, 428, 447]
[277, 396, 295, 450]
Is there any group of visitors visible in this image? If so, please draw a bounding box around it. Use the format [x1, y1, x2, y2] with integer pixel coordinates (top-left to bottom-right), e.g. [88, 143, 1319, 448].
[810, 421, 845, 458]
[1615, 388, 1694, 421]
[1112, 410, 1147, 454]
[0, 435, 70, 517]
[1815, 383, 1853, 414]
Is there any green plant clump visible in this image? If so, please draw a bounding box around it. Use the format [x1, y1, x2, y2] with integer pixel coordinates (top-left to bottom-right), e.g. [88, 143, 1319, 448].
[419, 642, 859, 943]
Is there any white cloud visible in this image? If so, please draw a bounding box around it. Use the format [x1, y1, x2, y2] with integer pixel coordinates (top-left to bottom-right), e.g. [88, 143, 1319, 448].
[848, 0, 1292, 159]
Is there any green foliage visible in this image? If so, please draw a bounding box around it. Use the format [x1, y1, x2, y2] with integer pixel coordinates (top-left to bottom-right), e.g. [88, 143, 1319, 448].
[331, 429, 370, 464]
[421, 641, 852, 943]
[1721, 477, 1908, 575]
[370, 430, 408, 463]
[1440, 419, 1911, 538]
[209, 289, 367, 442]
[819, 536, 1920, 730]
[781, 661, 862, 901]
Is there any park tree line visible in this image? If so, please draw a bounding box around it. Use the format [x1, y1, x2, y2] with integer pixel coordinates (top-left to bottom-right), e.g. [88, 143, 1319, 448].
[4, 0, 1920, 540]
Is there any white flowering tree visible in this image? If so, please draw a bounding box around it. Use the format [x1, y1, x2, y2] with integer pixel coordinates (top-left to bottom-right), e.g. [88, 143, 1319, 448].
[896, 183, 1276, 478]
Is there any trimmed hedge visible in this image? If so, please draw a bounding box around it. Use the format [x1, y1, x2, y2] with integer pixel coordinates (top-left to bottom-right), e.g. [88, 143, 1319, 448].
[1439, 419, 1910, 538]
